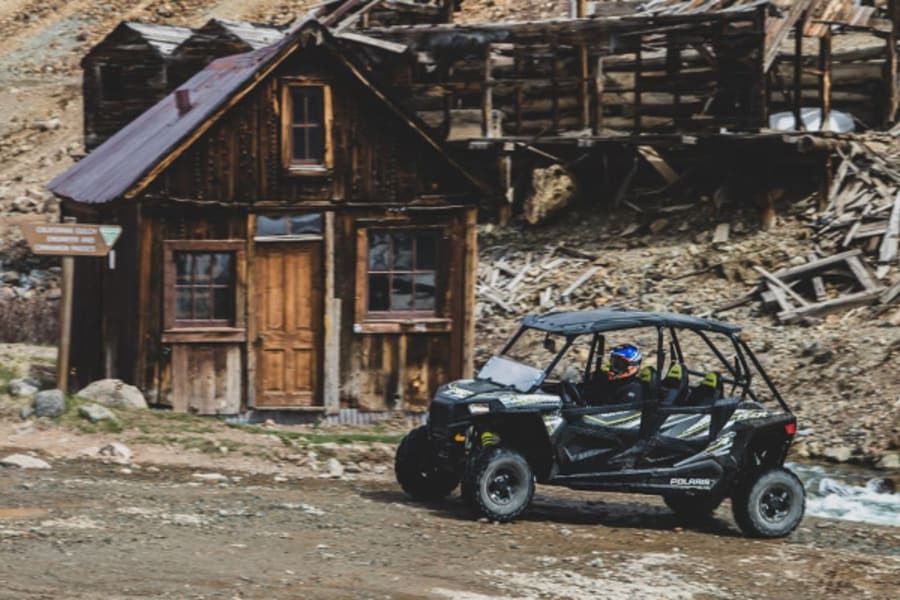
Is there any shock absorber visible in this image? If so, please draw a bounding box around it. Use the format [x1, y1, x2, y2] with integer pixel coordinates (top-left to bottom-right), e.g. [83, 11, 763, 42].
[480, 430, 500, 448]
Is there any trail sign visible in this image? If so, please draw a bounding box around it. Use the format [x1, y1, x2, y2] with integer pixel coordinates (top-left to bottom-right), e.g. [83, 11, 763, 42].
[21, 223, 122, 257]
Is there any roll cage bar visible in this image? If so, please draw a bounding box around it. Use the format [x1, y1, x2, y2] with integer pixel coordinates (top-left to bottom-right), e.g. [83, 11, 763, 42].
[498, 319, 791, 413]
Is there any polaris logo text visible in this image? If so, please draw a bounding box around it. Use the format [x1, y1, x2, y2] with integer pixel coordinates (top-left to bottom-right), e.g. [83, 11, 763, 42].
[670, 477, 715, 488]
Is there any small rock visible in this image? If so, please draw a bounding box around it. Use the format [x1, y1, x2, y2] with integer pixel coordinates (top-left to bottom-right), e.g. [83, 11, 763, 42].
[2, 271, 19, 284]
[9, 378, 39, 397]
[75, 379, 147, 409]
[876, 453, 900, 470]
[19, 405, 33, 420]
[98, 442, 132, 464]
[79, 403, 118, 424]
[586, 558, 603, 567]
[866, 478, 896, 494]
[649, 218, 669, 234]
[823, 445, 853, 463]
[192, 472, 228, 482]
[0, 454, 50, 469]
[812, 350, 834, 365]
[33, 389, 65, 418]
[325, 458, 344, 478]
[32, 118, 60, 131]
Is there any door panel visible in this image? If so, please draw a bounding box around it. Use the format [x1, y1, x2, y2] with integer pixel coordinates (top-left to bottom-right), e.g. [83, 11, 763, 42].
[255, 242, 322, 407]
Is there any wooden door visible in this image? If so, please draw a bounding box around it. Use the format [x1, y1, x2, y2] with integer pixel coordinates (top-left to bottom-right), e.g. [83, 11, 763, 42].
[254, 242, 323, 407]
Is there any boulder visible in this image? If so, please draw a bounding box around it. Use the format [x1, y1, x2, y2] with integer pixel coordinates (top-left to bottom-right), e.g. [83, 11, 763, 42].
[523, 165, 576, 225]
[822, 444, 853, 463]
[876, 453, 900, 470]
[76, 379, 147, 409]
[9, 378, 39, 397]
[33, 389, 65, 418]
[79, 403, 119, 424]
[0, 454, 50, 469]
[325, 458, 344, 479]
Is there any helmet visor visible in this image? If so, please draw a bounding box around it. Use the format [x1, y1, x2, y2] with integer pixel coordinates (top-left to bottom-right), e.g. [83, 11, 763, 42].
[610, 354, 632, 372]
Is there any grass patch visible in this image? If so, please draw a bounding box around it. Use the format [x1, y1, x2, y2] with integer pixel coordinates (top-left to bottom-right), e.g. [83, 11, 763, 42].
[0, 364, 15, 394]
[130, 434, 244, 454]
[226, 423, 403, 446]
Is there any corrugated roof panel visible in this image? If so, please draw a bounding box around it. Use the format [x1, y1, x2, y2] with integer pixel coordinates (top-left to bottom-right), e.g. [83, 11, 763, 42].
[213, 18, 286, 49]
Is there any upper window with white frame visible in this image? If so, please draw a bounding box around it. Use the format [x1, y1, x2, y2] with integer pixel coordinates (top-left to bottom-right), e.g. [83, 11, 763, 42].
[282, 84, 331, 170]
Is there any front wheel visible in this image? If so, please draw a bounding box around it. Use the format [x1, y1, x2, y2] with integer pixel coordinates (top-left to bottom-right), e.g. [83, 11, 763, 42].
[468, 446, 534, 522]
[395, 426, 459, 501]
[732, 467, 805, 538]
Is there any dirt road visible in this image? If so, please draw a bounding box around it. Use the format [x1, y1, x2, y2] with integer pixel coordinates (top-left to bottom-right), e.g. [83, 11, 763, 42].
[1, 459, 898, 600]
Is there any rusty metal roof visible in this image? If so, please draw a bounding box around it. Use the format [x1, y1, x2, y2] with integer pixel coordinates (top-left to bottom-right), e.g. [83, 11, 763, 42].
[50, 17, 488, 204]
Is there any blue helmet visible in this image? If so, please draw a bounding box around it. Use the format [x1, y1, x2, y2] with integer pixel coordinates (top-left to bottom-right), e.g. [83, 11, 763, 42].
[609, 344, 642, 381]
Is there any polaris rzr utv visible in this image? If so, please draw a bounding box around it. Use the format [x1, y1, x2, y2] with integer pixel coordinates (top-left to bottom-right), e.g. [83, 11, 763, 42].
[395, 308, 805, 538]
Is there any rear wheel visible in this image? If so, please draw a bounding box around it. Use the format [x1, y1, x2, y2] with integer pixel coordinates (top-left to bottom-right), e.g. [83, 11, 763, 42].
[395, 426, 459, 501]
[732, 467, 805, 538]
[663, 494, 724, 522]
[469, 446, 534, 522]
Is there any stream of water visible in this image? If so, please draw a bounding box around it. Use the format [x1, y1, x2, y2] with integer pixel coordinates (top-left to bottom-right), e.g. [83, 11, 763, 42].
[788, 462, 900, 527]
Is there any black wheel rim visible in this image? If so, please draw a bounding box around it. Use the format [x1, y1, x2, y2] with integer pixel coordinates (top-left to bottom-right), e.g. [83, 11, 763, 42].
[487, 466, 520, 506]
[759, 484, 792, 523]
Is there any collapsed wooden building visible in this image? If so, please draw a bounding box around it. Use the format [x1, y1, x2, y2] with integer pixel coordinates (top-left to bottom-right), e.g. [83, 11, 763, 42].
[50, 0, 899, 416]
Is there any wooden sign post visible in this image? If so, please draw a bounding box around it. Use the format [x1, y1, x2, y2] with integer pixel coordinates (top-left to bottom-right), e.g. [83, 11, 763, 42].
[21, 220, 122, 392]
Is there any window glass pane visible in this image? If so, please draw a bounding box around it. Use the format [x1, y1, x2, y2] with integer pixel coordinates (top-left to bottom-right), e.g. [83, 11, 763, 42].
[194, 292, 211, 319]
[307, 126, 324, 162]
[175, 288, 193, 320]
[391, 274, 413, 311]
[193, 254, 211, 283]
[292, 127, 309, 161]
[291, 89, 308, 123]
[305, 88, 324, 123]
[256, 216, 287, 237]
[393, 233, 413, 270]
[413, 273, 435, 311]
[369, 274, 390, 311]
[213, 288, 230, 320]
[368, 233, 390, 271]
[212, 253, 231, 285]
[290, 214, 322, 235]
[175, 253, 192, 284]
[416, 234, 436, 270]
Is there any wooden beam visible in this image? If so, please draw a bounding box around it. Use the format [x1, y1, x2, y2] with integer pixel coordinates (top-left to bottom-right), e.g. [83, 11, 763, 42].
[818, 29, 832, 130]
[482, 44, 493, 138]
[753, 265, 810, 307]
[579, 44, 590, 129]
[323, 211, 340, 415]
[792, 12, 806, 131]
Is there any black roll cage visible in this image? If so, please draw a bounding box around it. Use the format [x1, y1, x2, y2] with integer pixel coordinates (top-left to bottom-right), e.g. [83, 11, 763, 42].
[498, 321, 791, 413]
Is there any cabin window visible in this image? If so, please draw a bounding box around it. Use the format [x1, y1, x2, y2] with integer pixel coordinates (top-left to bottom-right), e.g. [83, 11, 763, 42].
[282, 84, 332, 170]
[365, 231, 438, 316]
[173, 252, 234, 325]
[255, 214, 323, 239]
[99, 65, 125, 102]
[164, 241, 245, 332]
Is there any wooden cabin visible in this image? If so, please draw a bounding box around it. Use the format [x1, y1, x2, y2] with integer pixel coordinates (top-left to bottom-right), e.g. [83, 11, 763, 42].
[82, 22, 192, 151]
[50, 18, 487, 416]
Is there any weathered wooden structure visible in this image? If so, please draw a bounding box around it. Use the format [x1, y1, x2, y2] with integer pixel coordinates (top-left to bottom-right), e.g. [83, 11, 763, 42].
[51, 19, 485, 415]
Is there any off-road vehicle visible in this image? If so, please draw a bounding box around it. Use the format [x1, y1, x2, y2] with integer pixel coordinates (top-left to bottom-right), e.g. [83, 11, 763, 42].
[395, 308, 805, 538]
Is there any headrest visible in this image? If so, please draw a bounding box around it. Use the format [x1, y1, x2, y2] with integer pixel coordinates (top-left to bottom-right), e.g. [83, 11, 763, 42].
[664, 364, 683, 381]
[701, 372, 719, 388]
[638, 366, 655, 383]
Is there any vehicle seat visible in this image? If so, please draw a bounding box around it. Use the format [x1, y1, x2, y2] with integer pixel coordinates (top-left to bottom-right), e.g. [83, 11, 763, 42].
[683, 371, 723, 407]
[638, 366, 657, 404]
[658, 364, 688, 406]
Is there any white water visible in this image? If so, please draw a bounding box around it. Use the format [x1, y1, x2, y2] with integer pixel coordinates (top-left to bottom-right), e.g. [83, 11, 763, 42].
[788, 462, 900, 527]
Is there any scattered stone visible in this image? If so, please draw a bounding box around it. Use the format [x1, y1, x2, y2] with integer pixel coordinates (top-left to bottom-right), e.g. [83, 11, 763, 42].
[867, 477, 896, 494]
[325, 458, 344, 478]
[823, 445, 853, 463]
[0, 454, 50, 469]
[98, 442, 132, 464]
[9, 378, 39, 397]
[75, 379, 147, 409]
[192, 472, 228, 482]
[812, 350, 834, 365]
[19, 405, 33, 420]
[33, 389, 65, 418]
[79, 403, 119, 424]
[649, 218, 669, 234]
[876, 453, 900, 470]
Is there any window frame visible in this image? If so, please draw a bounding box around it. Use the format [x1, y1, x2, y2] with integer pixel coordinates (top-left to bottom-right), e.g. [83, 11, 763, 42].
[355, 226, 451, 331]
[163, 240, 246, 334]
[281, 81, 333, 173]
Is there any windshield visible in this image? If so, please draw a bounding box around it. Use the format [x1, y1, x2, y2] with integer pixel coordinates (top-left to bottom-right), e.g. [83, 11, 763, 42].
[476, 356, 544, 392]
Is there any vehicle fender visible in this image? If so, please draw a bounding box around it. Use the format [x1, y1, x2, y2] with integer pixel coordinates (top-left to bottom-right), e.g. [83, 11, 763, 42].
[471, 412, 555, 481]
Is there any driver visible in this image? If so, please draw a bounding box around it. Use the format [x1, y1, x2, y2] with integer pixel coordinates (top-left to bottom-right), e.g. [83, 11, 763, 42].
[594, 343, 644, 405]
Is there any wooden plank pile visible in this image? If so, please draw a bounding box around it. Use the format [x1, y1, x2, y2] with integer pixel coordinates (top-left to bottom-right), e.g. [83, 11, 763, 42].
[475, 245, 606, 318]
[815, 137, 900, 280]
[755, 250, 885, 323]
